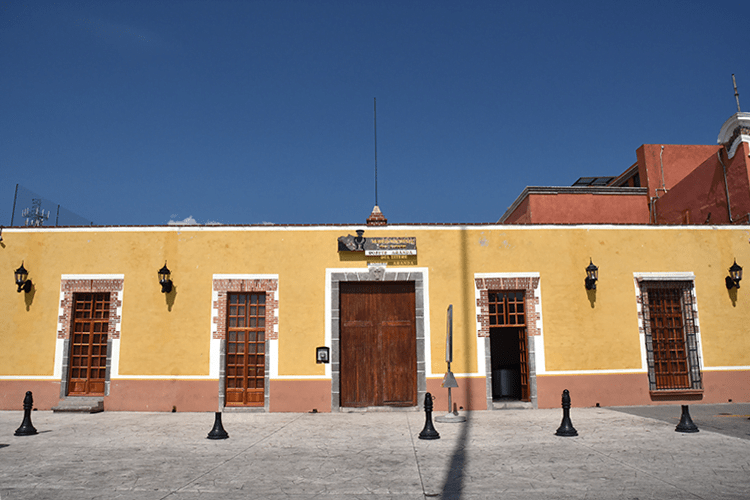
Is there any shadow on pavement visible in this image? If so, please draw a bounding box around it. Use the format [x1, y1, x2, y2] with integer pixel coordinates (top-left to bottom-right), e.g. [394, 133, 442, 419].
[440, 414, 470, 499]
[609, 403, 750, 441]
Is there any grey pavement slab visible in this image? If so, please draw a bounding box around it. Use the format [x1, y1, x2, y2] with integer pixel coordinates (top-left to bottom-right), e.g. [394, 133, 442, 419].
[609, 403, 750, 441]
[1, 407, 749, 499]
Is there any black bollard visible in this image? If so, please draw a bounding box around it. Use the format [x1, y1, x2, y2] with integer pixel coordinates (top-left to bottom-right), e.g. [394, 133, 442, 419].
[418, 392, 440, 440]
[207, 411, 229, 439]
[555, 389, 578, 437]
[14, 391, 38, 436]
[675, 405, 699, 433]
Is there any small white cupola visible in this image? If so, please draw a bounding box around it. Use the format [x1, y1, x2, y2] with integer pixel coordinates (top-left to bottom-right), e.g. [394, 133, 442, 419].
[717, 112, 750, 159]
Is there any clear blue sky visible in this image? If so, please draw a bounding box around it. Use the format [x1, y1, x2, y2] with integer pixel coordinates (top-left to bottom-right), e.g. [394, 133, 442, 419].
[2, 0, 748, 226]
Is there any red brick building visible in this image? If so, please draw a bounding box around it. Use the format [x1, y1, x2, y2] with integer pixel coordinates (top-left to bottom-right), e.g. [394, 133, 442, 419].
[500, 112, 750, 225]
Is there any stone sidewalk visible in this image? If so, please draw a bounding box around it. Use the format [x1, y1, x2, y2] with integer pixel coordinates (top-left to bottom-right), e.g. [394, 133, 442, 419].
[1, 405, 749, 499]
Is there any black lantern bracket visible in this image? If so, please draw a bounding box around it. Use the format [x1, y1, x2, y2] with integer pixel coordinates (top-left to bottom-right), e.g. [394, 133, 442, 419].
[726, 260, 743, 289]
[585, 259, 598, 290]
[158, 262, 173, 293]
[14, 262, 32, 293]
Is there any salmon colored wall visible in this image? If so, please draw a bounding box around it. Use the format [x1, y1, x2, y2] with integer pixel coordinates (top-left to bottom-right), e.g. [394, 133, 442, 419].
[637, 144, 722, 198]
[0, 381, 61, 411]
[269, 379, 330, 413]
[104, 380, 218, 412]
[0, 379, 218, 412]
[537, 370, 750, 409]
[654, 150, 727, 224]
[426, 377, 487, 412]
[502, 195, 531, 224]
[503, 193, 648, 224]
[527, 193, 648, 223]
[654, 143, 750, 225]
[728, 142, 750, 223]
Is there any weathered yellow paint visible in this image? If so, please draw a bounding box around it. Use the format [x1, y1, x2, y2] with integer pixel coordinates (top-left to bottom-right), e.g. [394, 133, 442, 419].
[2, 225, 749, 383]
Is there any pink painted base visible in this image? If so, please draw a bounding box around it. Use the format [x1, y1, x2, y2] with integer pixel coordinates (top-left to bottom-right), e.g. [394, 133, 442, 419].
[105, 380, 218, 412]
[0, 381, 62, 410]
[3, 370, 745, 412]
[426, 377, 487, 411]
[537, 370, 750, 408]
[269, 379, 331, 413]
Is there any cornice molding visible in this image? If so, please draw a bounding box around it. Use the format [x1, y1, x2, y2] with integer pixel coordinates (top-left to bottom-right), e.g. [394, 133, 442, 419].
[717, 112, 750, 159]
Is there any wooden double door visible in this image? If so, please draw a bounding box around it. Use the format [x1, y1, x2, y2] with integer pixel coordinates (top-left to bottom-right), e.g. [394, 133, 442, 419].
[340, 282, 417, 407]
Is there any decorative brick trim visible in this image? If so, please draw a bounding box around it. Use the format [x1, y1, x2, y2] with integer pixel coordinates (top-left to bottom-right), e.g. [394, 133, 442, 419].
[58, 278, 124, 340]
[474, 277, 540, 338]
[366, 205, 388, 226]
[212, 279, 279, 340]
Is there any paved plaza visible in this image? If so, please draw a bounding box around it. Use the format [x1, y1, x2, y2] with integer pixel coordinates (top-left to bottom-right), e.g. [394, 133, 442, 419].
[1, 404, 749, 499]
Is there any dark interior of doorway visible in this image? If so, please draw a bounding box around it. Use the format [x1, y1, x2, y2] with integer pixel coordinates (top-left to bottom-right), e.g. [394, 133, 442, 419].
[490, 327, 522, 401]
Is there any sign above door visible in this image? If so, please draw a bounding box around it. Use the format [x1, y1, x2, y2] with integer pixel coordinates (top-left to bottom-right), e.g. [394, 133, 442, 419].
[338, 230, 417, 256]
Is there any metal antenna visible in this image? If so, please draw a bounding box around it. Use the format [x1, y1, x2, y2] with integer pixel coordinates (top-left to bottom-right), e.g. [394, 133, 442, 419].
[374, 97, 378, 206]
[733, 74, 741, 112]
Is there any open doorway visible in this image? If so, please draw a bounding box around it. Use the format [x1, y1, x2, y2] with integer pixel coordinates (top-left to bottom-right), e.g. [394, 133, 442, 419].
[487, 290, 530, 402]
[490, 327, 528, 401]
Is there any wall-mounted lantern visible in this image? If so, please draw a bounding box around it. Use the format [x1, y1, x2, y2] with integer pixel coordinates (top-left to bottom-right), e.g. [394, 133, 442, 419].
[585, 259, 598, 290]
[726, 260, 743, 289]
[14, 262, 32, 293]
[316, 346, 330, 364]
[158, 262, 173, 293]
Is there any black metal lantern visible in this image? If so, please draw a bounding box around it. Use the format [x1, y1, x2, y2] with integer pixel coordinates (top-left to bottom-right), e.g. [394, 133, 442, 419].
[726, 260, 743, 289]
[14, 262, 31, 293]
[158, 262, 173, 293]
[585, 259, 598, 290]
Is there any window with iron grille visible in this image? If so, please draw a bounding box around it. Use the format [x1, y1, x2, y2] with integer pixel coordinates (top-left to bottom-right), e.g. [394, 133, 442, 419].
[640, 281, 702, 391]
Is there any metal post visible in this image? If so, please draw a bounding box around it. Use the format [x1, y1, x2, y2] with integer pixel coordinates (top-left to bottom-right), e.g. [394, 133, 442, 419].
[10, 184, 18, 226]
[436, 305, 466, 423]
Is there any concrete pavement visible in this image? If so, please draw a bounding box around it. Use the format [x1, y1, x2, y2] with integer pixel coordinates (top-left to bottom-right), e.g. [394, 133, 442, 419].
[1, 405, 749, 499]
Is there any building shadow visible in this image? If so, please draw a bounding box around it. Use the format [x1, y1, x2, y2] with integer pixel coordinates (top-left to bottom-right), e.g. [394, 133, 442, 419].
[438, 226, 474, 498]
[439, 413, 470, 499]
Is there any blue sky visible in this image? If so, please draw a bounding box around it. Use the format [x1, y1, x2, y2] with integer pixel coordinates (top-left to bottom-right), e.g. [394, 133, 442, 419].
[1, 0, 748, 226]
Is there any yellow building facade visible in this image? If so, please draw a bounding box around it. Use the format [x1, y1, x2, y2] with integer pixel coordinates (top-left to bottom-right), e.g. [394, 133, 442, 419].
[1, 223, 749, 412]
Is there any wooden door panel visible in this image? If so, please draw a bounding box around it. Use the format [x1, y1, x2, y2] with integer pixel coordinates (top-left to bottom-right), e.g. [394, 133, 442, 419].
[381, 323, 416, 406]
[225, 293, 267, 406]
[68, 293, 109, 396]
[518, 327, 530, 401]
[340, 323, 377, 406]
[340, 282, 416, 407]
[648, 287, 690, 389]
